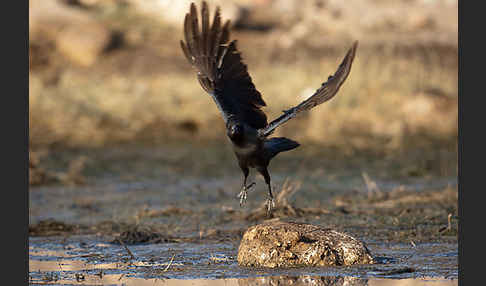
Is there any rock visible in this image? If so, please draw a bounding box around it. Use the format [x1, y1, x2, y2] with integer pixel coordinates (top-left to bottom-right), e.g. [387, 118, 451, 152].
[237, 220, 374, 268]
[56, 22, 112, 67]
[30, 0, 86, 39]
[30, 0, 113, 67]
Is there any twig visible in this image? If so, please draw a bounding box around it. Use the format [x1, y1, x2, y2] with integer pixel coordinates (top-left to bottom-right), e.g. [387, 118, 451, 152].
[163, 254, 176, 272]
[116, 237, 136, 260]
[439, 213, 456, 233]
[410, 240, 416, 248]
[447, 213, 452, 231]
[362, 172, 381, 199]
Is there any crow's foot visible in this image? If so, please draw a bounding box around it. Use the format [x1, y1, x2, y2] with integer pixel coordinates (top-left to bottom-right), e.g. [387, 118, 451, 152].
[237, 182, 255, 206]
[265, 197, 275, 213]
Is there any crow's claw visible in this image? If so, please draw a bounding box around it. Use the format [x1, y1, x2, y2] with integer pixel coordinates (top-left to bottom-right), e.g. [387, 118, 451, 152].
[237, 190, 247, 206]
[265, 197, 275, 213]
[237, 182, 255, 206]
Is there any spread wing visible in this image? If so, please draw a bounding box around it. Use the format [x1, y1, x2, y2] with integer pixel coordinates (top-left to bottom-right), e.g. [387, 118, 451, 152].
[180, 1, 267, 129]
[259, 41, 358, 137]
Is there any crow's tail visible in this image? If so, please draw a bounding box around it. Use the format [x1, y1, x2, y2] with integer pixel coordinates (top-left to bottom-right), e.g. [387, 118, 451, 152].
[264, 137, 300, 160]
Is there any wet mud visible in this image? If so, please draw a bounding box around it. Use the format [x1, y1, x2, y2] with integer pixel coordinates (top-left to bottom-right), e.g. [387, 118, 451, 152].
[29, 145, 458, 285]
[29, 234, 457, 285]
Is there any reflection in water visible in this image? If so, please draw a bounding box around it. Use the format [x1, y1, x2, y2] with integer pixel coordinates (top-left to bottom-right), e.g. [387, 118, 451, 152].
[238, 275, 368, 286]
[368, 279, 457, 286]
[29, 258, 457, 286]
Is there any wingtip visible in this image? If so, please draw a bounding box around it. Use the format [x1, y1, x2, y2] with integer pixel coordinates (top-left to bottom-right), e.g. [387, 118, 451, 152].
[223, 19, 232, 30]
[190, 2, 198, 19]
[345, 40, 359, 64]
[201, 1, 209, 20]
[201, 0, 208, 9]
[350, 40, 358, 54]
[351, 41, 359, 56]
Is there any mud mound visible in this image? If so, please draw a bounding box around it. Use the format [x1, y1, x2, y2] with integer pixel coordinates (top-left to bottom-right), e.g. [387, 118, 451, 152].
[112, 224, 176, 245]
[29, 219, 83, 236]
[237, 220, 374, 267]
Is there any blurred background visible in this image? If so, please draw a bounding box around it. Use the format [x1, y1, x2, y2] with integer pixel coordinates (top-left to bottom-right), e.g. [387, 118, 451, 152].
[29, 0, 457, 149]
[29, 0, 458, 235]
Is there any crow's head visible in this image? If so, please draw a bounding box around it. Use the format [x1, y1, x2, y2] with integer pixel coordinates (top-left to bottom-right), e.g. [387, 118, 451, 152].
[228, 123, 243, 137]
[227, 120, 244, 142]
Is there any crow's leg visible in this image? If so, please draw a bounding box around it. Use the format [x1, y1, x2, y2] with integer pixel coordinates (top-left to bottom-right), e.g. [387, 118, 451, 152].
[237, 166, 255, 206]
[258, 167, 275, 212]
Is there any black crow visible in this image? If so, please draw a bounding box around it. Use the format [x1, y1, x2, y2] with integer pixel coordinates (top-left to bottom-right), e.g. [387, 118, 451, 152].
[180, 1, 358, 211]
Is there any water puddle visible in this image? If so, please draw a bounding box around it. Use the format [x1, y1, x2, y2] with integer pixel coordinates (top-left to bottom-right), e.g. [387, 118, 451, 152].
[29, 273, 457, 286]
[29, 235, 457, 285]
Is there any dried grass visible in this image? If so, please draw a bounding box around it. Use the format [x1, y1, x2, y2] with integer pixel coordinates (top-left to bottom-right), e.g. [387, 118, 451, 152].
[29, 47, 457, 151]
[245, 178, 331, 221]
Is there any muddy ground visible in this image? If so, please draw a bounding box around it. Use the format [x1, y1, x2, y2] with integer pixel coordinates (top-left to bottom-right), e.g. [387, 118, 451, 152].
[29, 142, 458, 284]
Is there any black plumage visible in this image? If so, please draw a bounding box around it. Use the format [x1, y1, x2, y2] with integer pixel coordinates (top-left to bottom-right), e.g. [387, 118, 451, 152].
[180, 1, 358, 211]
